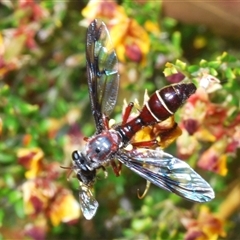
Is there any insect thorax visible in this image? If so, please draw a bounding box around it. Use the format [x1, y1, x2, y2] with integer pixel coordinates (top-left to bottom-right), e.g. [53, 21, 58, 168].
[85, 129, 122, 166]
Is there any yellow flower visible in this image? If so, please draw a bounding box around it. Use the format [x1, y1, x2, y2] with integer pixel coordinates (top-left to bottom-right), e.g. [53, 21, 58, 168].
[81, 0, 150, 65]
[144, 20, 160, 35]
[81, 0, 126, 24]
[46, 117, 65, 139]
[198, 139, 228, 176]
[22, 178, 80, 226]
[17, 147, 44, 179]
[111, 18, 150, 64]
[49, 190, 80, 226]
[132, 116, 182, 149]
[22, 178, 56, 215]
[193, 36, 207, 49]
[195, 128, 216, 142]
[182, 206, 226, 240]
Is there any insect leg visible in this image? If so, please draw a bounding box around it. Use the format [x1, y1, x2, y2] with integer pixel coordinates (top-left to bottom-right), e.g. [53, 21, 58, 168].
[102, 114, 110, 129]
[137, 181, 151, 199]
[100, 165, 108, 179]
[131, 139, 159, 148]
[110, 160, 122, 176]
[122, 102, 134, 125]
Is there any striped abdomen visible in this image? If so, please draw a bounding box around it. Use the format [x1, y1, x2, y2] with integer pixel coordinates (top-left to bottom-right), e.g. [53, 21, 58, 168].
[116, 82, 196, 143]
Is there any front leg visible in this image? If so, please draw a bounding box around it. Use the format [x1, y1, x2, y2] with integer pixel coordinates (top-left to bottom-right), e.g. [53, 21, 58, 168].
[122, 102, 134, 125]
[110, 160, 122, 176]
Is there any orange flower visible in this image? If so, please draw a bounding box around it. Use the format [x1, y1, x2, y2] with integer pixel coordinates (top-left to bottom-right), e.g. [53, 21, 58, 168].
[22, 177, 57, 215]
[81, 0, 150, 64]
[22, 134, 32, 146]
[132, 116, 182, 149]
[82, 0, 126, 23]
[182, 206, 226, 240]
[18, 147, 81, 226]
[48, 189, 80, 226]
[144, 20, 161, 35]
[22, 177, 80, 226]
[197, 140, 228, 176]
[111, 18, 150, 64]
[46, 117, 65, 139]
[177, 86, 239, 175]
[17, 147, 44, 179]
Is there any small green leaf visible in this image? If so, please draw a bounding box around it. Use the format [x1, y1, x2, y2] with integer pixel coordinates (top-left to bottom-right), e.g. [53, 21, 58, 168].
[3, 173, 15, 188]
[0, 210, 4, 228]
[3, 116, 18, 133]
[0, 84, 10, 96]
[16, 102, 38, 115]
[218, 51, 228, 61]
[163, 67, 173, 77]
[172, 31, 181, 50]
[15, 199, 25, 218]
[0, 152, 15, 164]
[208, 60, 221, 68]
[131, 217, 153, 232]
[175, 59, 186, 70]
[187, 65, 199, 73]
[163, 63, 178, 77]
[9, 190, 22, 204]
[199, 59, 208, 67]
[225, 68, 236, 79]
[209, 68, 218, 76]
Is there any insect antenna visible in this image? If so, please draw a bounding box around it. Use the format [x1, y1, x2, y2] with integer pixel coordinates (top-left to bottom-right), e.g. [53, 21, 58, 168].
[60, 165, 74, 181]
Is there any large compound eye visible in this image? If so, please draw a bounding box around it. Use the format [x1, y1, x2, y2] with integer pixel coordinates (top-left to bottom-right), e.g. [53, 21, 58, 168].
[72, 151, 88, 171]
[72, 150, 80, 161]
[72, 151, 85, 165]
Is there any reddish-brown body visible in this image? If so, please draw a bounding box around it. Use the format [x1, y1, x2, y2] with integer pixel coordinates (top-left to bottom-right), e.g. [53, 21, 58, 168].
[116, 82, 196, 143]
[71, 20, 214, 220]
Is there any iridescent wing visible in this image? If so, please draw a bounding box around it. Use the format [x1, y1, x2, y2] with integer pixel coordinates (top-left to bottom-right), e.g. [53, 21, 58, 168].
[117, 148, 214, 202]
[86, 19, 119, 133]
[79, 184, 99, 220]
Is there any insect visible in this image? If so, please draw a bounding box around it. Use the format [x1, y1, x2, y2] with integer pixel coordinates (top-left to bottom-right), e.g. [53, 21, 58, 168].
[72, 19, 214, 220]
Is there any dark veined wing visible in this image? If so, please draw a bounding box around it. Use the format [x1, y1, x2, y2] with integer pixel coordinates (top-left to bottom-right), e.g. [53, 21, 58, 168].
[79, 184, 99, 220]
[86, 19, 119, 133]
[117, 148, 215, 202]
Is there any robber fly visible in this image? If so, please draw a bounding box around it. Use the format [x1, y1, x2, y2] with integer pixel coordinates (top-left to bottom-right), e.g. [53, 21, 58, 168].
[71, 19, 214, 220]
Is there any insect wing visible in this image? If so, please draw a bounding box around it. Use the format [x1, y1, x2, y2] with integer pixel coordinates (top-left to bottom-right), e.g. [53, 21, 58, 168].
[86, 19, 119, 132]
[118, 149, 215, 202]
[79, 185, 99, 220]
